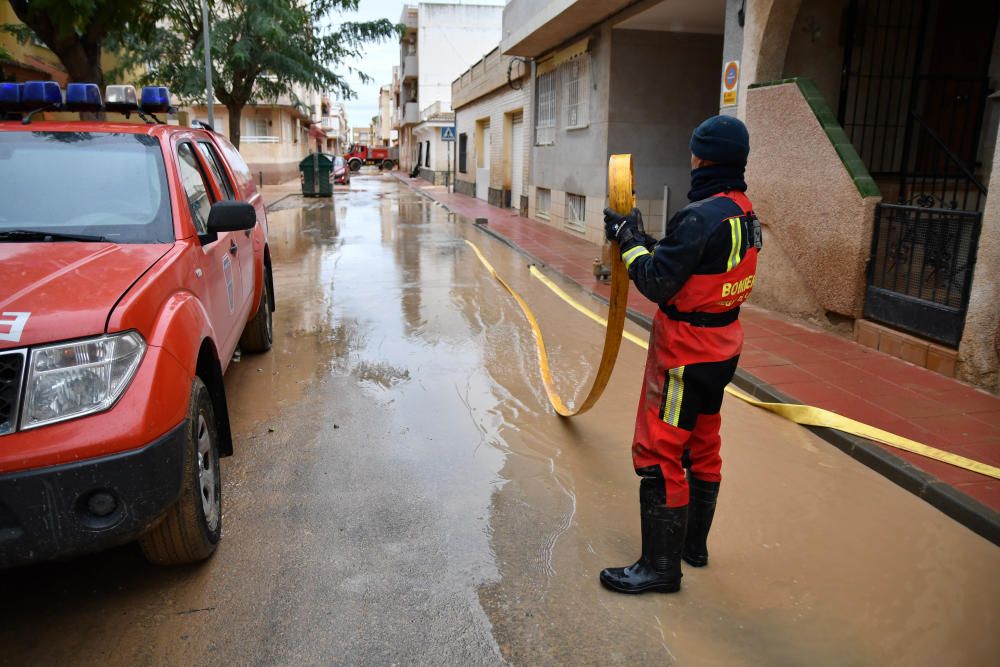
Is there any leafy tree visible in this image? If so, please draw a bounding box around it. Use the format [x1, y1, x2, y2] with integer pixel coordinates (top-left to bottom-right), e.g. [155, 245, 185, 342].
[118, 0, 398, 148]
[4, 0, 159, 89]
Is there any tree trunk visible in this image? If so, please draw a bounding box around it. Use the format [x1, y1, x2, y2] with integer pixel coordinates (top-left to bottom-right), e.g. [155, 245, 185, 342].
[227, 103, 244, 149]
[9, 2, 105, 88]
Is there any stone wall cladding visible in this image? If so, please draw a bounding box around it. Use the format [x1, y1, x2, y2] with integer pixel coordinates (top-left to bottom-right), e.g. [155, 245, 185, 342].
[455, 179, 476, 198]
[956, 142, 1000, 390]
[745, 81, 880, 318]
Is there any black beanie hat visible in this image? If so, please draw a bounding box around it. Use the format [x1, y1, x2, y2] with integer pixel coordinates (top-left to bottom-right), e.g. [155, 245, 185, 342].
[689, 115, 750, 166]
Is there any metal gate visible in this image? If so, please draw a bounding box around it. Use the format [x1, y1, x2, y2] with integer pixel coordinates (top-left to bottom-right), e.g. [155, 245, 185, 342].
[838, 0, 996, 346]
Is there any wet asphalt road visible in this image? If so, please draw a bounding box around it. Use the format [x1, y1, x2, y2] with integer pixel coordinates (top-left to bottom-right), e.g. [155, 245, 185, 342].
[1, 175, 998, 666]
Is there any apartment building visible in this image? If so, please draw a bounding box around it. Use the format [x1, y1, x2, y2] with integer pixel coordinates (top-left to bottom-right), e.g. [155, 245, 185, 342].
[374, 83, 395, 147]
[321, 98, 350, 155]
[452, 48, 530, 212]
[352, 127, 372, 145]
[504, 0, 1000, 388]
[0, 5, 71, 84]
[503, 0, 726, 245]
[184, 86, 319, 184]
[394, 3, 503, 183]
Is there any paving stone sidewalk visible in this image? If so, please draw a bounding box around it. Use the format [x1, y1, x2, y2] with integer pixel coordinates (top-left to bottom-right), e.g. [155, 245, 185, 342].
[391, 172, 1000, 518]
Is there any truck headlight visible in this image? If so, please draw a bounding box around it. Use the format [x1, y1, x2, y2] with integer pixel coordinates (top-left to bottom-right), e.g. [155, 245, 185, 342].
[21, 332, 146, 430]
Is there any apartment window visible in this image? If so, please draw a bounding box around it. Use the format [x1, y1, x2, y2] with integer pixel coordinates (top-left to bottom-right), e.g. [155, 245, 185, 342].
[565, 193, 586, 234]
[458, 133, 468, 173]
[253, 118, 269, 137]
[536, 187, 551, 220]
[417, 142, 424, 167]
[563, 56, 590, 129]
[425, 141, 431, 167]
[535, 69, 556, 145]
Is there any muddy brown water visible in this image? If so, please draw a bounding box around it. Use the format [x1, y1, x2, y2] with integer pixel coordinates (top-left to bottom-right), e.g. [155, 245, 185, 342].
[1, 176, 997, 666]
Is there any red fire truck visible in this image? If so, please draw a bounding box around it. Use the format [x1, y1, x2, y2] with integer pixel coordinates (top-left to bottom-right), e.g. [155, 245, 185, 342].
[344, 144, 398, 172]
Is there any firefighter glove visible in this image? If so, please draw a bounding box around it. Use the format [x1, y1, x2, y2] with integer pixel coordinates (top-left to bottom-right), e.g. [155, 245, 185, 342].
[604, 207, 645, 248]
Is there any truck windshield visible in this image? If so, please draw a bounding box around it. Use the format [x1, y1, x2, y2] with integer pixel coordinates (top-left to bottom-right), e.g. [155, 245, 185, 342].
[0, 131, 173, 243]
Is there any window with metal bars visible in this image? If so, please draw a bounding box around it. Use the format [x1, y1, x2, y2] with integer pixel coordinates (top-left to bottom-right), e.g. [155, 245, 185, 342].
[535, 70, 556, 145]
[566, 193, 586, 233]
[563, 56, 590, 129]
[536, 187, 551, 219]
[458, 133, 468, 173]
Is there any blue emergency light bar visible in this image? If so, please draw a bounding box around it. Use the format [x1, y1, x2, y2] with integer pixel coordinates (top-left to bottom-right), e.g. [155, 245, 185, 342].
[0, 82, 22, 110]
[65, 83, 103, 112]
[140, 86, 171, 113]
[22, 81, 63, 109]
[0, 81, 174, 121]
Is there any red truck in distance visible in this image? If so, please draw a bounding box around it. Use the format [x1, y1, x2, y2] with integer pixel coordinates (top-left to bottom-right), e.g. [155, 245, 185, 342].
[343, 144, 397, 172]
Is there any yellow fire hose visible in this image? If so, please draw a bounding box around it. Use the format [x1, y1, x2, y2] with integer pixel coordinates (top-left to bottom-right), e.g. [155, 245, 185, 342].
[465, 154, 999, 480]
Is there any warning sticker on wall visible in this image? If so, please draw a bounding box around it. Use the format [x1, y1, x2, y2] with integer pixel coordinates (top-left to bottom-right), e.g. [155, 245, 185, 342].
[721, 60, 740, 107]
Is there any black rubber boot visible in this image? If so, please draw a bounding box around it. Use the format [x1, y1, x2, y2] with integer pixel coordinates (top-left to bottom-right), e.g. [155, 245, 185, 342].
[599, 502, 688, 594]
[683, 475, 720, 567]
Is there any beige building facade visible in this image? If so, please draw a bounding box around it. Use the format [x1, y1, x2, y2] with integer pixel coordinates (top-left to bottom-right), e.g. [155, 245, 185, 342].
[184, 98, 313, 184]
[452, 48, 531, 212]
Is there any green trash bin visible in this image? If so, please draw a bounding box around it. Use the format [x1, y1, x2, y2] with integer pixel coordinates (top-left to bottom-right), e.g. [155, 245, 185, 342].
[299, 153, 334, 197]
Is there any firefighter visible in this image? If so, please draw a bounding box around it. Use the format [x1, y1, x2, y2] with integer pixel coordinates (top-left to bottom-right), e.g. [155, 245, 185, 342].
[599, 115, 761, 594]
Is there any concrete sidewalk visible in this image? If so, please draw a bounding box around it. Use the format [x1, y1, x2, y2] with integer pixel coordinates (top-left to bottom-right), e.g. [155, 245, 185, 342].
[392, 171, 1000, 542]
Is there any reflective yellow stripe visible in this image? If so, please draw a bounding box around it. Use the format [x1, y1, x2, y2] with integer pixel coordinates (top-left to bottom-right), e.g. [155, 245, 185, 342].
[663, 366, 685, 427]
[726, 217, 742, 271]
[622, 245, 650, 269]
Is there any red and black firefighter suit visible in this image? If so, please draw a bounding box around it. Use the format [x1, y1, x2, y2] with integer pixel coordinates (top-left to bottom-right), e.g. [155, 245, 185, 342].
[599, 148, 761, 595]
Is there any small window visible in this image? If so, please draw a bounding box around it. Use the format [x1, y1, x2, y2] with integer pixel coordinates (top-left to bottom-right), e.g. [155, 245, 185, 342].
[253, 118, 269, 137]
[176, 143, 215, 236]
[536, 187, 551, 220]
[197, 142, 236, 200]
[417, 142, 424, 167]
[425, 141, 431, 167]
[458, 133, 468, 173]
[566, 193, 585, 234]
[535, 69, 556, 145]
[563, 56, 590, 129]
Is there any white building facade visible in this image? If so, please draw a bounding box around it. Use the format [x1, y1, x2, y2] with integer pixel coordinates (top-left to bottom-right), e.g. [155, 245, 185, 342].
[395, 2, 503, 183]
[452, 47, 531, 212]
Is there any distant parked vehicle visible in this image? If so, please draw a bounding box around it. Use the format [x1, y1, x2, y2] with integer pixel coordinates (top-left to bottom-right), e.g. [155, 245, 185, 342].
[344, 144, 397, 171]
[334, 155, 350, 185]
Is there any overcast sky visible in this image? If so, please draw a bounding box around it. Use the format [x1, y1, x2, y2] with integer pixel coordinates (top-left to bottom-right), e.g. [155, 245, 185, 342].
[329, 0, 506, 129]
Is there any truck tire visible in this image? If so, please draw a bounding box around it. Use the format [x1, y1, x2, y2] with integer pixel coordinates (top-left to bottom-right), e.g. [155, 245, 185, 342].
[140, 377, 222, 565]
[240, 266, 273, 353]
[381, 160, 394, 170]
[349, 158, 362, 172]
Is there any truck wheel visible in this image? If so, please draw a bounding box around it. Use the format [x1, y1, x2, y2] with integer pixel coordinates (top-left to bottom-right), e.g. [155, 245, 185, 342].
[349, 159, 362, 172]
[140, 377, 222, 565]
[240, 266, 273, 353]
[381, 160, 394, 170]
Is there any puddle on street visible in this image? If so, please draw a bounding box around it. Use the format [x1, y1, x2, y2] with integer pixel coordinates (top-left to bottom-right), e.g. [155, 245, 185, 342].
[240, 177, 999, 665]
[1, 175, 996, 666]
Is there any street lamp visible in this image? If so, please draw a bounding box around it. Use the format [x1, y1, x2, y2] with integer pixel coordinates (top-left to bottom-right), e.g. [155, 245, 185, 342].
[201, 0, 214, 127]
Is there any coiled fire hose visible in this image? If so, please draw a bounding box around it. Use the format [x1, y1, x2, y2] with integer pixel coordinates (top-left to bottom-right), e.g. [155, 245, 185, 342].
[465, 155, 999, 479]
[463, 154, 634, 417]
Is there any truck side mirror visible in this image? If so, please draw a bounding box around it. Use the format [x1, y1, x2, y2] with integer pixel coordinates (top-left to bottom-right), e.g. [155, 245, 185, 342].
[207, 200, 256, 232]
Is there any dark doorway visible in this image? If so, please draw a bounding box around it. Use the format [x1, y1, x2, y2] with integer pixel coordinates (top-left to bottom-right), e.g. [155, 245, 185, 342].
[838, 0, 997, 346]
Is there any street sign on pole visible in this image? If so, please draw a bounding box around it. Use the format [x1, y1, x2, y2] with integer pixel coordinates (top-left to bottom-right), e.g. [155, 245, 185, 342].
[440, 126, 456, 142]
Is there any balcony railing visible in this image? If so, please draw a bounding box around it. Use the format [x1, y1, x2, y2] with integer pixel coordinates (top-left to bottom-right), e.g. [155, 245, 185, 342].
[400, 102, 419, 126]
[402, 54, 418, 82]
[420, 101, 441, 121]
[241, 136, 280, 144]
